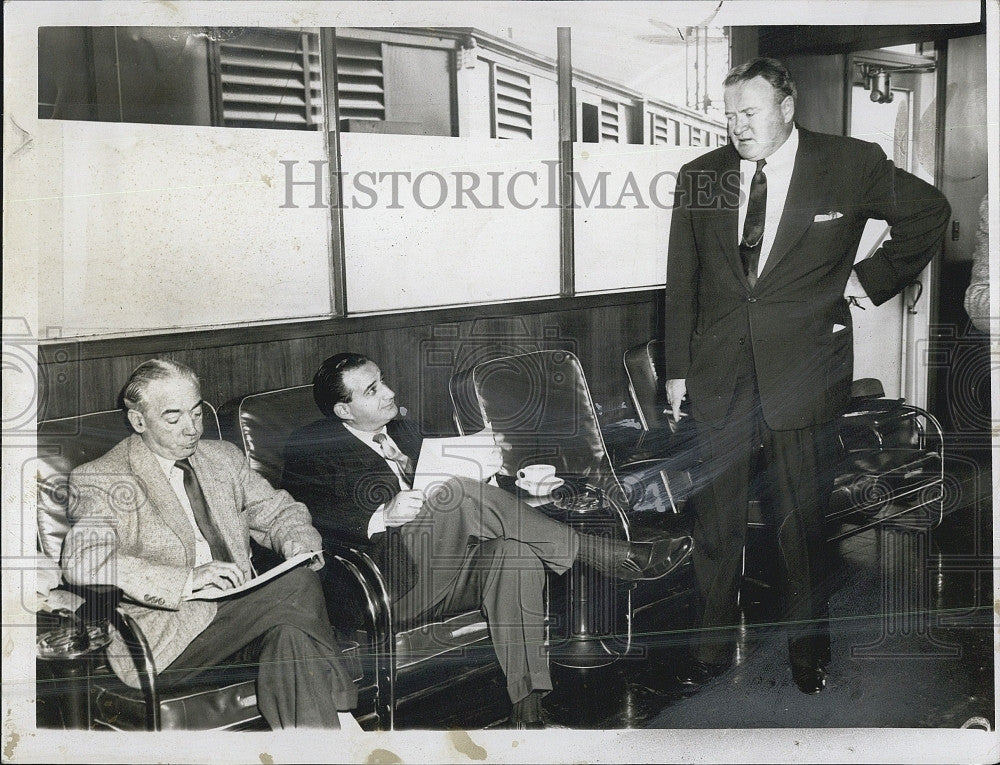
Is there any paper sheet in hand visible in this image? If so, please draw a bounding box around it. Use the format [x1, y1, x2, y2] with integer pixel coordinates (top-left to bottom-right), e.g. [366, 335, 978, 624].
[186, 551, 318, 601]
[412, 430, 500, 495]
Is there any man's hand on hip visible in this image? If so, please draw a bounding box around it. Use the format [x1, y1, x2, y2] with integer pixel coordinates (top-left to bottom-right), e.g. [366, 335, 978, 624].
[384, 490, 425, 527]
[666, 378, 688, 423]
[845, 269, 869, 301]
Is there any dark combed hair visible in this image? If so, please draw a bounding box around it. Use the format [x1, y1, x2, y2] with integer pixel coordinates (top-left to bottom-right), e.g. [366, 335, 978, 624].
[723, 57, 797, 103]
[119, 358, 200, 413]
[313, 352, 370, 418]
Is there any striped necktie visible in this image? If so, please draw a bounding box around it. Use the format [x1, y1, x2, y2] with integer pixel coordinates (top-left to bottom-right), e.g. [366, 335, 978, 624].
[175, 459, 232, 562]
[373, 432, 415, 487]
[740, 158, 768, 287]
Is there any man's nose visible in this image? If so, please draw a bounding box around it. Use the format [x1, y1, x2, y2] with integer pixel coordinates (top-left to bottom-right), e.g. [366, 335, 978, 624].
[180, 416, 198, 435]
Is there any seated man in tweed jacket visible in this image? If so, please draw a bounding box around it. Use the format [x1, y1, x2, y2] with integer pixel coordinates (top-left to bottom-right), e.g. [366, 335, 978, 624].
[62, 358, 358, 729]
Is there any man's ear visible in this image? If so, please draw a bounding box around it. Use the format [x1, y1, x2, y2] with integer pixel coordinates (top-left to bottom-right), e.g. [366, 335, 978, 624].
[126, 408, 145, 433]
[333, 401, 353, 422]
[781, 95, 795, 124]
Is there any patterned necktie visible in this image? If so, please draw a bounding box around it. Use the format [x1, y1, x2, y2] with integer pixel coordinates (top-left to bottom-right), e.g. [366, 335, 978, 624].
[175, 459, 232, 563]
[373, 432, 415, 487]
[740, 158, 768, 288]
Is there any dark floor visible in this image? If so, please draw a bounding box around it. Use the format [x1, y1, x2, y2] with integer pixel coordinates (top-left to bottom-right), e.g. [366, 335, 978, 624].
[394, 449, 995, 732]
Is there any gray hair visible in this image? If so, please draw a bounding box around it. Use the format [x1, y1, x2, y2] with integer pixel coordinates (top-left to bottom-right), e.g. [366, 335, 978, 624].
[120, 358, 200, 413]
[723, 57, 797, 103]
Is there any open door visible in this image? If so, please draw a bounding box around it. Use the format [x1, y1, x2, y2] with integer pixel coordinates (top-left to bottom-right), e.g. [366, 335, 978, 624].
[847, 47, 939, 407]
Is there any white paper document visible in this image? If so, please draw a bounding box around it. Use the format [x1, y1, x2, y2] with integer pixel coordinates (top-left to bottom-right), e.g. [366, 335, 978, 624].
[411, 429, 501, 494]
[186, 551, 319, 601]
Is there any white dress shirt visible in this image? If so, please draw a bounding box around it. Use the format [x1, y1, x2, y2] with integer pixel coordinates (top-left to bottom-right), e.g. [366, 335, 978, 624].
[342, 422, 410, 538]
[737, 127, 799, 276]
[153, 453, 212, 596]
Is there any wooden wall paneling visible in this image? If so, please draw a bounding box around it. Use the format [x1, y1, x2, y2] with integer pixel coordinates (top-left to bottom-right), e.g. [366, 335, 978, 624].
[782, 54, 848, 136]
[38, 293, 662, 433]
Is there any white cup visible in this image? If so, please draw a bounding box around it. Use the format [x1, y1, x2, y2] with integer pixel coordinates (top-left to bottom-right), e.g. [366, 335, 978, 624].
[517, 464, 556, 483]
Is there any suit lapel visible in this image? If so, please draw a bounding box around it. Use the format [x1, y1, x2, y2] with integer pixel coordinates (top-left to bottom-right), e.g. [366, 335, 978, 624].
[757, 129, 829, 283]
[709, 147, 749, 287]
[330, 421, 401, 494]
[388, 419, 422, 463]
[127, 435, 196, 563]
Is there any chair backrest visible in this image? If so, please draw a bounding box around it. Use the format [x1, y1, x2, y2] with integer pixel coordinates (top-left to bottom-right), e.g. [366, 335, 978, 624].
[623, 339, 669, 433]
[36, 404, 222, 564]
[448, 366, 486, 436]
[471, 350, 627, 506]
[217, 386, 318, 489]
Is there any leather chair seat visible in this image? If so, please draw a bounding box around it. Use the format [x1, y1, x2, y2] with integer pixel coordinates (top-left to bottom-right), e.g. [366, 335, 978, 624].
[85, 640, 364, 731]
[840, 448, 939, 480]
[394, 612, 490, 670]
[91, 675, 262, 732]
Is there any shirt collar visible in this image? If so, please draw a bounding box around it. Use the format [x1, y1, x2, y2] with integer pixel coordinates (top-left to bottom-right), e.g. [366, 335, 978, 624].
[153, 452, 178, 477]
[343, 421, 387, 444]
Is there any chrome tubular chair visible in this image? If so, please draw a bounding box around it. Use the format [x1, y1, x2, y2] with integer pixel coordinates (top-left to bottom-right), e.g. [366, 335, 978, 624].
[218, 386, 495, 730]
[623, 339, 946, 542]
[461, 349, 695, 653]
[36, 404, 266, 731]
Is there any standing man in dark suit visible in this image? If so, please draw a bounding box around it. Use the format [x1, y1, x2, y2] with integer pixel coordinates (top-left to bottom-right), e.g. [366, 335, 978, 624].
[282, 352, 693, 728]
[663, 58, 950, 693]
[62, 359, 359, 728]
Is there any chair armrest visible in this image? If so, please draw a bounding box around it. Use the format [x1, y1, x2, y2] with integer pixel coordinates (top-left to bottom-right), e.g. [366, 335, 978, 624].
[839, 400, 944, 455]
[60, 582, 122, 623]
[58, 583, 161, 729]
[323, 541, 394, 633]
[600, 422, 646, 464]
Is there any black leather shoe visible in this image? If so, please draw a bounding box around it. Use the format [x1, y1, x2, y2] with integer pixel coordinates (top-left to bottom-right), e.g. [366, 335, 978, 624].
[618, 535, 693, 581]
[509, 690, 546, 728]
[674, 657, 731, 689]
[791, 663, 827, 694]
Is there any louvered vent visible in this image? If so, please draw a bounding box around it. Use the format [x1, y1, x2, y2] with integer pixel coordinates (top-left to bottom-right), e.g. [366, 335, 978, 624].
[650, 114, 670, 145]
[217, 29, 322, 129]
[493, 65, 532, 140]
[335, 38, 386, 124]
[600, 99, 620, 142]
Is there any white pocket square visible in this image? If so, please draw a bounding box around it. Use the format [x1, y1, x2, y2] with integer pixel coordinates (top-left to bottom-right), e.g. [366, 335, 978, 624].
[813, 211, 844, 222]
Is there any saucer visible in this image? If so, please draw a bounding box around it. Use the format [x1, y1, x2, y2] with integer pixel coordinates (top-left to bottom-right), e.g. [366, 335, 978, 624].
[515, 477, 564, 496]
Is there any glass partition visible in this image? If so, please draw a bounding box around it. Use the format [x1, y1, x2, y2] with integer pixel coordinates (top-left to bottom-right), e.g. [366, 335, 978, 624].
[41, 121, 331, 336]
[341, 133, 561, 312]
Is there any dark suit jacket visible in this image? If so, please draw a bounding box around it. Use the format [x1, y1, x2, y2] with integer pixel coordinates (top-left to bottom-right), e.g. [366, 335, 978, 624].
[282, 416, 423, 600]
[664, 127, 950, 431]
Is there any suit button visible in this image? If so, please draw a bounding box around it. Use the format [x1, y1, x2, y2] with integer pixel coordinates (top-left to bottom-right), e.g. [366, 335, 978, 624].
[738, 337, 746, 345]
[748, 297, 758, 303]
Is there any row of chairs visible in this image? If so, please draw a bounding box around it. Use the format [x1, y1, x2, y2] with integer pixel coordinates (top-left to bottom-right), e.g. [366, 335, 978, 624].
[35, 343, 945, 731]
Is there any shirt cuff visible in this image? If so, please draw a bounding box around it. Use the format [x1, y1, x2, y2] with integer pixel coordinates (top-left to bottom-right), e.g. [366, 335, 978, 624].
[367, 504, 387, 538]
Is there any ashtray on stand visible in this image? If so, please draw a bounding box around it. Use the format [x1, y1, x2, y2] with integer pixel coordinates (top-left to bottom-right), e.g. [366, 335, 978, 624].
[498, 475, 630, 670]
[37, 612, 113, 729]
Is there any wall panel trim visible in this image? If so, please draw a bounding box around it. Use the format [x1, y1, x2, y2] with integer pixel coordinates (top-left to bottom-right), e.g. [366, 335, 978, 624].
[38, 290, 663, 365]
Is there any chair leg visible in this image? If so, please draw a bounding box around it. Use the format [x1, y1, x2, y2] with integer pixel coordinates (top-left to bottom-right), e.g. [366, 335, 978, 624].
[117, 611, 161, 730]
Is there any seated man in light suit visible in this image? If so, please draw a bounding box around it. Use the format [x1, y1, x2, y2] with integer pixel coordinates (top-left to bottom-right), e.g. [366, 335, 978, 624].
[62, 359, 358, 729]
[281, 352, 694, 729]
